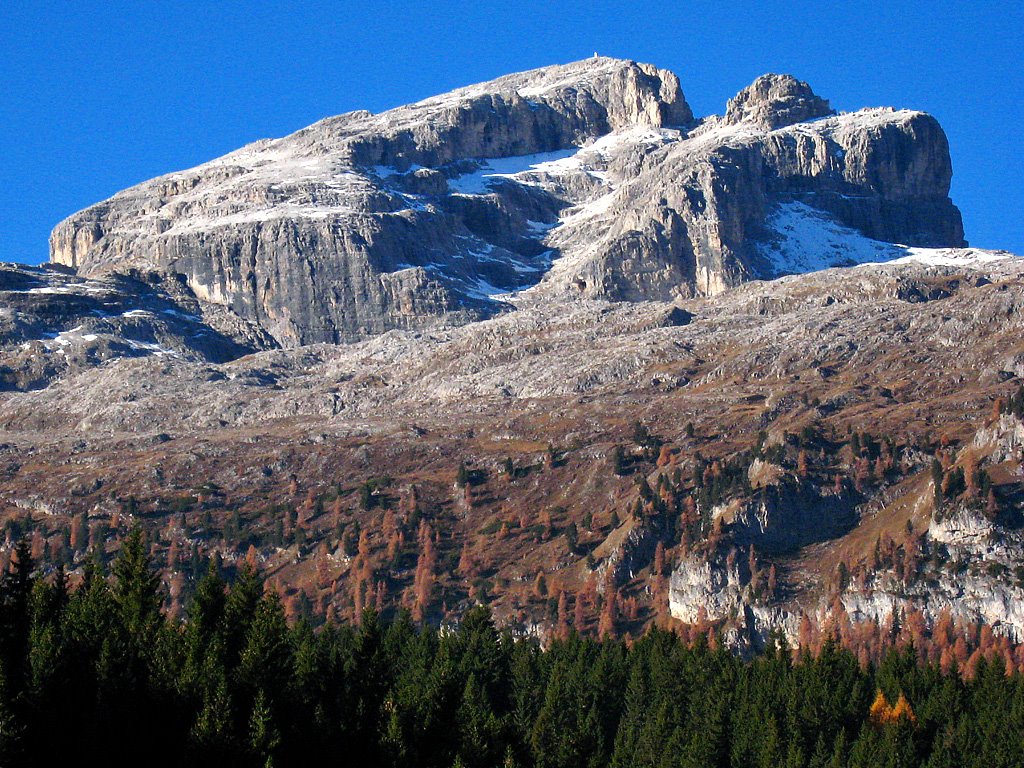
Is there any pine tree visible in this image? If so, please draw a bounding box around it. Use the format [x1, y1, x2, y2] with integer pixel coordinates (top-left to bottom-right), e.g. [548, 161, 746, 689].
[224, 561, 265, 669]
[456, 462, 471, 489]
[248, 688, 281, 767]
[188, 676, 234, 760]
[610, 662, 647, 767]
[0, 540, 33, 699]
[111, 527, 162, 646]
[237, 590, 292, 707]
[184, 557, 227, 683]
[455, 673, 503, 768]
[611, 446, 626, 476]
[564, 522, 578, 554]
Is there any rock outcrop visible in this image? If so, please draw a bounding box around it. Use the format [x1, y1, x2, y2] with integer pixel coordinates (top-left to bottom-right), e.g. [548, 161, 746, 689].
[51, 57, 965, 346]
[722, 481, 859, 555]
[725, 73, 833, 129]
[542, 105, 965, 300]
[50, 58, 690, 345]
[0, 263, 267, 390]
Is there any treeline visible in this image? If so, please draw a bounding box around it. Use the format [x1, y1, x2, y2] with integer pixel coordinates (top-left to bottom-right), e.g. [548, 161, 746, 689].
[0, 532, 1021, 767]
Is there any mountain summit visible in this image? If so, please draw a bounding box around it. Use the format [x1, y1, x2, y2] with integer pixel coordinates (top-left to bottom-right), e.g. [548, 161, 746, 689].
[51, 57, 964, 346]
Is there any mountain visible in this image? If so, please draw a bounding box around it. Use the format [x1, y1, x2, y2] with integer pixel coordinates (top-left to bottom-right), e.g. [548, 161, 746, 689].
[3, 58, 1023, 656]
[50, 58, 962, 345]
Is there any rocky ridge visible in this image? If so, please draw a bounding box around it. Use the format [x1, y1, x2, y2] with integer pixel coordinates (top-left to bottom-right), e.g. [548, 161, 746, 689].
[51, 58, 964, 345]
[668, 409, 1024, 652]
[0, 263, 270, 391]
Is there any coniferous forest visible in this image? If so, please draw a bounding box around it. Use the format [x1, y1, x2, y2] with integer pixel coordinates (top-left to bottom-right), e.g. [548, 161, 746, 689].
[0, 530, 1021, 768]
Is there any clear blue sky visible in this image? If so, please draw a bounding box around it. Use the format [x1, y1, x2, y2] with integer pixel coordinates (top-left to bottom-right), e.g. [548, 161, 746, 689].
[2, 1, 1021, 263]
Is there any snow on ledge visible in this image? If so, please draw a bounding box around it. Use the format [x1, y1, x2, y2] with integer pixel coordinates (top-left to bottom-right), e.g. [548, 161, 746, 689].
[759, 201, 1018, 277]
[890, 248, 1013, 267]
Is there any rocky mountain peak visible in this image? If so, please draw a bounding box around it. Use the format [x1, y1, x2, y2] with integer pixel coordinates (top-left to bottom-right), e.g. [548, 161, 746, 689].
[287, 57, 694, 172]
[410, 56, 694, 131]
[725, 73, 833, 129]
[50, 59, 963, 347]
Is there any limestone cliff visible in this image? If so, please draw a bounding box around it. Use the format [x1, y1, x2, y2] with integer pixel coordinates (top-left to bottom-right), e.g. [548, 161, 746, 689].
[50, 58, 964, 345]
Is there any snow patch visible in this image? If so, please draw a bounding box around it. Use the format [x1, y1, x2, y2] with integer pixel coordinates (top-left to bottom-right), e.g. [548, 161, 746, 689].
[758, 202, 902, 274]
[447, 127, 680, 196]
[161, 308, 201, 321]
[458, 276, 515, 302]
[892, 248, 1011, 267]
[448, 150, 577, 194]
[759, 202, 1017, 277]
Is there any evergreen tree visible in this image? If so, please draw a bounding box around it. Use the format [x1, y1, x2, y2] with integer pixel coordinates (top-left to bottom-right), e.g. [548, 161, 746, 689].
[248, 687, 281, 767]
[455, 673, 503, 768]
[223, 562, 265, 669]
[112, 528, 162, 647]
[236, 590, 292, 707]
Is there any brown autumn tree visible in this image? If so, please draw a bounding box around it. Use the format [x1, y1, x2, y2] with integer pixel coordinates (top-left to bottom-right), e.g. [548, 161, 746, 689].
[387, 527, 404, 563]
[167, 539, 180, 570]
[243, 544, 259, 570]
[30, 530, 45, 561]
[797, 449, 809, 478]
[992, 397, 1005, 422]
[352, 579, 365, 623]
[555, 590, 570, 640]
[656, 445, 674, 468]
[964, 453, 979, 495]
[412, 521, 436, 622]
[623, 595, 639, 622]
[573, 588, 588, 634]
[853, 457, 872, 493]
[653, 542, 666, 577]
[890, 694, 917, 723]
[598, 589, 618, 638]
[872, 457, 887, 482]
[868, 691, 891, 725]
[539, 509, 552, 541]
[70, 512, 88, 552]
[533, 570, 547, 599]
[316, 542, 333, 588]
[798, 613, 816, 650]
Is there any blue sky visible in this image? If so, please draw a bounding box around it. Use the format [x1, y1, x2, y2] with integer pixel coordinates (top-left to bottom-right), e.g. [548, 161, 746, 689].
[2, 1, 1021, 263]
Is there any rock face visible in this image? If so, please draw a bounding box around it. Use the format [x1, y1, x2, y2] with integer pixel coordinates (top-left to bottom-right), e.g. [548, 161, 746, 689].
[841, 498, 1024, 642]
[51, 57, 965, 346]
[542, 106, 965, 300]
[0, 263, 269, 390]
[722, 481, 859, 555]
